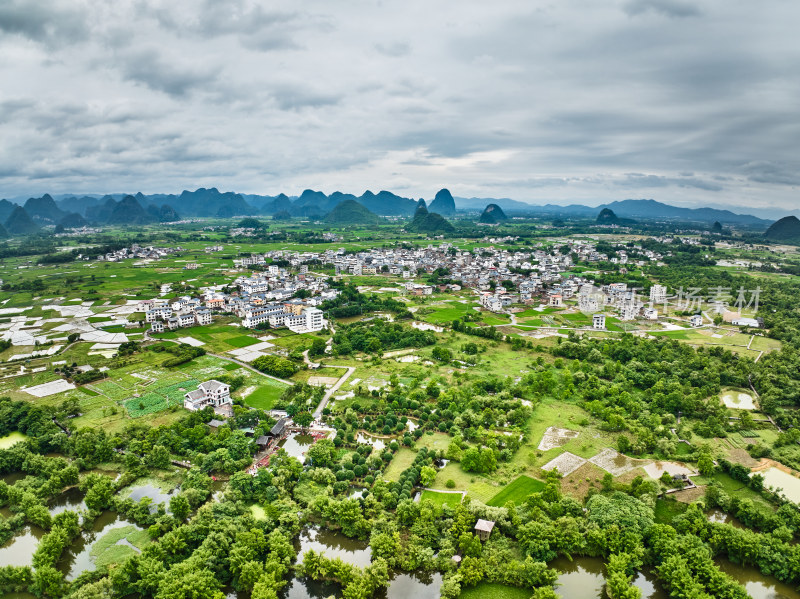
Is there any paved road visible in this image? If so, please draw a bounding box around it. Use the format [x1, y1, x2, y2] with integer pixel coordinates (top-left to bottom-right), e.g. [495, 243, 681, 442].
[313, 365, 356, 418]
[206, 352, 294, 386]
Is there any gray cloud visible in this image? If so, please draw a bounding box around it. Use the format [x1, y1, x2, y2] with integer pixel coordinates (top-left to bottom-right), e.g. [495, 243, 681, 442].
[0, 0, 798, 210]
[622, 0, 701, 18]
[615, 174, 724, 192]
[0, 0, 88, 47]
[119, 49, 219, 97]
[375, 42, 411, 57]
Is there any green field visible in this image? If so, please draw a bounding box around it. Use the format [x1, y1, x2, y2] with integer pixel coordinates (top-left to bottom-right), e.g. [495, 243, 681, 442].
[419, 489, 463, 508]
[242, 380, 288, 410]
[487, 475, 546, 507]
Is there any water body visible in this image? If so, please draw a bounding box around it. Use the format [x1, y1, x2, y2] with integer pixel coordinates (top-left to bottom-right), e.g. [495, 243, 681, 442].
[717, 559, 800, 599]
[348, 486, 367, 499]
[0, 525, 46, 567]
[279, 434, 315, 463]
[279, 571, 443, 599]
[755, 467, 800, 504]
[48, 487, 86, 516]
[122, 481, 177, 505]
[381, 572, 442, 599]
[295, 526, 372, 568]
[0, 471, 28, 486]
[550, 557, 667, 599]
[355, 433, 386, 451]
[707, 508, 745, 528]
[0, 431, 28, 450]
[58, 511, 145, 580]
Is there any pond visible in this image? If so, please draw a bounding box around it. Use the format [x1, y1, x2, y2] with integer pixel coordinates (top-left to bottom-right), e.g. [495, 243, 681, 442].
[58, 511, 146, 581]
[49, 487, 87, 516]
[411, 321, 444, 333]
[0, 431, 28, 450]
[381, 572, 442, 598]
[295, 526, 372, 568]
[0, 471, 28, 486]
[279, 566, 442, 599]
[355, 433, 386, 451]
[549, 557, 667, 599]
[348, 486, 367, 499]
[121, 481, 177, 506]
[0, 525, 46, 567]
[707, 508, 744, 528]
[717, 558, 800, 599]
[279, 434, 316, 463]
[754, 467, 800, 504]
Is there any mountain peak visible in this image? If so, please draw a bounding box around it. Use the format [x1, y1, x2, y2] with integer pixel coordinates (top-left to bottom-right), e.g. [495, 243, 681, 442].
[429, 188, 456, 216]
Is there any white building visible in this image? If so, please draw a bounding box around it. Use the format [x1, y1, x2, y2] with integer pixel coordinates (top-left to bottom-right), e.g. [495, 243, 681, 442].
[690, 314, 703, 327]
[287, 307, 325, 333]
[184, 380, 231, 412]
[592, 314, 606, 329]
[195, 309, 213, 326]
[650, 285, 667, 305]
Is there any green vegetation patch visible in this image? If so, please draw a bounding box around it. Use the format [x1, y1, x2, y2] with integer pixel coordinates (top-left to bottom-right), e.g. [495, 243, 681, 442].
[419, 490, 462, 508]
[90, 525, 151, 568]
[226, 335, 262, 348]
[486, 475, 546, 507]
[242, 381, 288, 411]
[654, 497, 688, 524]
[458, 582, 532, 599]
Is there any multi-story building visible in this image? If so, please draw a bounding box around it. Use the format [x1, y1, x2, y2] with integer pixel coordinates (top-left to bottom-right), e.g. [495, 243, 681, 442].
[184, 380, 232, 413]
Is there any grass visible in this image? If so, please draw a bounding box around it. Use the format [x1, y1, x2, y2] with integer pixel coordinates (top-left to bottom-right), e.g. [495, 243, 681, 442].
[242, 381, 287, 410]
[383, 448, 418, 482]
[458, 583, 532, 599]
[486, 475, 545, 507]
[226, 335, 261, 348]
[419, 489, 463, 508]
[654, 497, 688, 524]
[702, 472, 775, 515]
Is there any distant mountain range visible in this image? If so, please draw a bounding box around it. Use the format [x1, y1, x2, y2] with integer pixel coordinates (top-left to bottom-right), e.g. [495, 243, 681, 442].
[455, 196, 774, 226]
[0, 187, 792, 235]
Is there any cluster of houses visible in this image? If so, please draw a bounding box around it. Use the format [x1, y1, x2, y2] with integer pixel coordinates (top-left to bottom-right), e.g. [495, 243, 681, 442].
[99, 244, 182, 262]
[142, 297, 214, 333]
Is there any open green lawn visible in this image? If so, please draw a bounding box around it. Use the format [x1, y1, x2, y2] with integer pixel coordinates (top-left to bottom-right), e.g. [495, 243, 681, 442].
[419, 489, 463, 508]
[423, 301, 479, 324]
[654, 497, 688, 524]
[226, 335, 262, 348]
[487, 475, 545, 507]
[242, 380, 288, 410]
[383, 448, 418, 482]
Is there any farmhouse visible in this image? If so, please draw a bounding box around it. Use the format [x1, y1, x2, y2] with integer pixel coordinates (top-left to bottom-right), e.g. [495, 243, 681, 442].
[474, 519, 495, 542]
[184, 380, 232, 415]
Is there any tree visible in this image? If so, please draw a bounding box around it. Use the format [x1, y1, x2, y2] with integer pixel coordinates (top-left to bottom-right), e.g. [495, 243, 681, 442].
[419, 466, 436, 487]
[170, 494, 190, 521]
[252, 355, 298, 378]
[309, 337, 327, 357]
[307, 439, 337, 468]
[294, 411, 314, 432]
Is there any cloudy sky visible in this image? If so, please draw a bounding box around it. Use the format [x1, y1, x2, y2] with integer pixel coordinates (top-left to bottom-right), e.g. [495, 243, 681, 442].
[1, 0, 798, 211]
